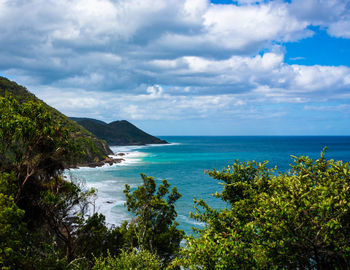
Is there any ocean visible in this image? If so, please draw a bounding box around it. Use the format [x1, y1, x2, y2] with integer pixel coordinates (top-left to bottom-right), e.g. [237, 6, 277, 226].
[67, 136, 350, 234]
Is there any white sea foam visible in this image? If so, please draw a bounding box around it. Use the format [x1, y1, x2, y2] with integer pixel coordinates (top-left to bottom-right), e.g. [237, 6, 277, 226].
[110, 145, 147, 153]
[110, 142, 180, 153]
[110, 145, 151, 166]
[142, 142, 182, 147]
[80, 179, 134, 226]
[68, 150, 148, 171]
[69, 164, 111, 171]
[65, 142, 182, 227]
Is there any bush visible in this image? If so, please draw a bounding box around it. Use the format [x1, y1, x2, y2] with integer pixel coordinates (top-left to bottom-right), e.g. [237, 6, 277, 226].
[123, 174, 184, 266]
[0, 188, 26, 269]
[175, 151, 350, 269]
[92, 249, 160, 270]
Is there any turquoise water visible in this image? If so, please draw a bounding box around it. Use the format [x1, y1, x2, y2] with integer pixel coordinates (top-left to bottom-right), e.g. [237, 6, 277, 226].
[68, 136, 350, 234]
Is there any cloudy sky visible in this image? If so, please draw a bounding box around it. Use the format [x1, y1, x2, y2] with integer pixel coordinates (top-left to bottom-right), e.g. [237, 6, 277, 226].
[1, 0, 350, 135]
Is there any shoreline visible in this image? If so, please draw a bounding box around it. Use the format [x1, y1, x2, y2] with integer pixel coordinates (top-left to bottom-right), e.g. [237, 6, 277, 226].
[73, 154, 125, 169]
[72, 141, 176, 169]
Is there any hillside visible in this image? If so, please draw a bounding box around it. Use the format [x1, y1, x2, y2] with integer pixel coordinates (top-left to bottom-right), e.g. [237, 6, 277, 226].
[0, 76, 113, 165]
[70, 117, 168, 146]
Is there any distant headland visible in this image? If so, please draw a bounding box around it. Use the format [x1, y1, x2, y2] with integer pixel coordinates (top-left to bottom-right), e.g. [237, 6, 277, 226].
[70, 117, 168, 146]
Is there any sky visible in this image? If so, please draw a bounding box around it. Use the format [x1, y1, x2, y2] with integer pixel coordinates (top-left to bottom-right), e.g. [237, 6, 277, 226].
[1, 0, 350, 135]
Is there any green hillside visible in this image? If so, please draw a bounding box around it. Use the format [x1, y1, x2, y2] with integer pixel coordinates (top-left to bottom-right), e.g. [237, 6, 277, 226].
[0, 76, 113, 165]
[70, 117, 168, 145]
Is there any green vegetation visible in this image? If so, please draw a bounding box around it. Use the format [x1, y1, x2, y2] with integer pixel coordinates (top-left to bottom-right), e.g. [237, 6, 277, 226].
[0, 95, 114, 269]
[0, 180, 26, 268]
[0, 94, 180, 269]
[0, 76, 112, 165]
[70, 117, 167, 146]
[91, 249, 161, 270]
[1, 79, 350, 269]
[174, 151, 350, 269]
[123, 174, 184, 266]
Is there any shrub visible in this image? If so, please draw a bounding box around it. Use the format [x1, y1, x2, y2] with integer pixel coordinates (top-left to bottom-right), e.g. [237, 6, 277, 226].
[92, 249, 160, 270]
[175, 151, 350, 269]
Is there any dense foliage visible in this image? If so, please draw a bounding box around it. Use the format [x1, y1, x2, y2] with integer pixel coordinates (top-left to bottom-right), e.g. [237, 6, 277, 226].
[175, 151, 350, 269]
[0, 76, 112, 165]
[91, 249, 161, 270]
[0, 95, 121, 269]
[0, 94, 72, 198]
[0, 95, 182, 269]
[0, 174, 26, 268]
[123, 174, 184, 266]
[1, 78, 350, 269]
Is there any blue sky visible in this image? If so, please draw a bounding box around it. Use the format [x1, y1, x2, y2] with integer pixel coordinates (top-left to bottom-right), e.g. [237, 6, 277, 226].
[1, 0, 349, 135]
[285, 26, 350, 66]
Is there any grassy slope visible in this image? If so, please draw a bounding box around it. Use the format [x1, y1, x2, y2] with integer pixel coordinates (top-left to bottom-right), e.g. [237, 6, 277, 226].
[0, 76, 113, 164]
[70, 118, 168, 146]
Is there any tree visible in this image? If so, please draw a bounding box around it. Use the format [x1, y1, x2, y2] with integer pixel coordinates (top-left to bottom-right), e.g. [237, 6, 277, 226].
[0, 173, 26, 269]
[0, 94, 74, 205]
[0, 94, 116, 267]
[91, 249, 161, 270]
[39, 177, 97, 262]
[175, 151, 350, 269]
[123, 173, 184, 266]
[75, 213, 124, 261]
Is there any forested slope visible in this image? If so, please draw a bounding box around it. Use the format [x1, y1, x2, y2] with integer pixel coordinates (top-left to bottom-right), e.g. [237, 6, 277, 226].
[0, 77, 112, 165]
[71, 117, 167, 146]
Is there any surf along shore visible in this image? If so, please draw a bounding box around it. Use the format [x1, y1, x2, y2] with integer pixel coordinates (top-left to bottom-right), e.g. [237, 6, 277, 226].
[72, 153, 126, 168]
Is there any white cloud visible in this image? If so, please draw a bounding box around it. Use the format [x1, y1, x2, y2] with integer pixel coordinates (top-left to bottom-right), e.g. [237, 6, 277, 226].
[29, 54, 350, 122]
[146, 84, 163, 97]
[0, 0, 350, 129]
[184, 0, 208, 23]
[328, 20, 350, 38]
[203, 2, 310, 48]
[288, 0, 350, 38]
[147, 53, 350, 100]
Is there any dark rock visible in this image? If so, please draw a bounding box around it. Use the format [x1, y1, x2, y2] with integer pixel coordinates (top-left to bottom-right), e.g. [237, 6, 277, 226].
[76, 156, 124, 168]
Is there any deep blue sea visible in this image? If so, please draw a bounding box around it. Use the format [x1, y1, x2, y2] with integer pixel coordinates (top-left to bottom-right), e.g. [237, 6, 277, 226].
[68, 136, 350, 234]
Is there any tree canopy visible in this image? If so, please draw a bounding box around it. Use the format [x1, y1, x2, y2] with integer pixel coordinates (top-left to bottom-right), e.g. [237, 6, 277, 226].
[0, 76, 113, 166]
[175, 151, 350, 269]
[123, 173, 184, 266]
[0, 95, 119, 269]
[2, 89, 350, 269]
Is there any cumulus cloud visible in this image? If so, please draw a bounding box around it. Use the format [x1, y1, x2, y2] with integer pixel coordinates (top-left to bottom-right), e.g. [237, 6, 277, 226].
[288, 0, 350, 38]
[33, 54, 350, 122]
[0, 0, 349, 133]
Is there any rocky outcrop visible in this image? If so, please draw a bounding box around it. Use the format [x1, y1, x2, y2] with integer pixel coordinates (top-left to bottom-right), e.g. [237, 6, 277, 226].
[76, 156, 125, 168]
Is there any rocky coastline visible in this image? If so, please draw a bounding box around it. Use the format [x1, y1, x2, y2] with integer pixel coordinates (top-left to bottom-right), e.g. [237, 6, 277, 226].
[73, 155, 125, 168]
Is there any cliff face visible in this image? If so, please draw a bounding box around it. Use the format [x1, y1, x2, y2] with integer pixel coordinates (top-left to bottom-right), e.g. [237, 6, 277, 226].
[71, 118, 168, 146]
[0, 76, 113, 165]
